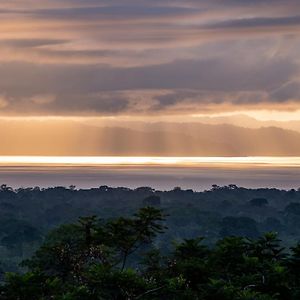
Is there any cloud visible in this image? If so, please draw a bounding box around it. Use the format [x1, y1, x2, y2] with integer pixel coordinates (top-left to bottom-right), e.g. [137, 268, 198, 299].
[0, 39, 68, 48]
[0, 95, 8, 109]
[0, 54, 297, 115]
[271, 81, 300, 102]
[0, 5, 198, 21]
[0, 0, 300, 116]
[30, 94, 56, 105]
[205, 15, 300, 30]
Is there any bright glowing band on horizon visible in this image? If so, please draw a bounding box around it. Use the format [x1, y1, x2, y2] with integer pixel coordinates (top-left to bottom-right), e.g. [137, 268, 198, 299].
[0, 156, 299, 167]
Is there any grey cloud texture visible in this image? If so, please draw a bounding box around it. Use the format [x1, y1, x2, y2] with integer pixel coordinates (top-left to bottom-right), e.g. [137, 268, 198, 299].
[206, 15, 300, 30]
[0, 0, 299, 116]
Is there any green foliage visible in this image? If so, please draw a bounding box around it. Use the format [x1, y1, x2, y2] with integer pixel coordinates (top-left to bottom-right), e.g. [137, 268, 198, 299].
[22, 207, 166, 286]
[1, 184, 300, 274]
[1, 272, 63, 300]
[3, 186, 300, 299]
[2, 209, 300, 299]
[220, 216, 259, 238]
[249, 198, 269, 207]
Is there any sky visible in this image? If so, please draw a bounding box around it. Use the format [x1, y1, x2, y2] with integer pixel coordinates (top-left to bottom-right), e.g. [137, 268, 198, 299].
[1, 0, 300, 156]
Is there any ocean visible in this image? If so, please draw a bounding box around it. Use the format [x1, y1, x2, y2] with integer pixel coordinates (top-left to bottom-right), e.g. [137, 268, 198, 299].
[0, 156, 299, 191]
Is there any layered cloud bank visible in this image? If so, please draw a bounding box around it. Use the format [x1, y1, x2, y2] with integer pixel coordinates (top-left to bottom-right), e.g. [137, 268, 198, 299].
[0, 0, 299, 118]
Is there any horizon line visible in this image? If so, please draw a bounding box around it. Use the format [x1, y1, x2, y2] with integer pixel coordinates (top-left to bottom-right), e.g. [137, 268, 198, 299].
[0, 156, 299, 167]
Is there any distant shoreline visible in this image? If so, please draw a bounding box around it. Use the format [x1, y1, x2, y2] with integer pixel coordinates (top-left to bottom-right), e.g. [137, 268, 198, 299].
[0, 160, 299, 191]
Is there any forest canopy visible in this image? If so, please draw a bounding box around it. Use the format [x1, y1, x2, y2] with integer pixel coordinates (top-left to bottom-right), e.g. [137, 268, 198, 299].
[1, 207, 300, 299]
[0, 184, 300, 298]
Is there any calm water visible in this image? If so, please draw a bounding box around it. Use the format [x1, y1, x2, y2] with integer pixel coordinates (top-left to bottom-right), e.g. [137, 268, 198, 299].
[0, 156, 299, 191]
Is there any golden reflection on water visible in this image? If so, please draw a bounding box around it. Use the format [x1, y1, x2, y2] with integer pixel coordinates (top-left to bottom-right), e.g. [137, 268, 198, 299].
[0, 156, 299, 168]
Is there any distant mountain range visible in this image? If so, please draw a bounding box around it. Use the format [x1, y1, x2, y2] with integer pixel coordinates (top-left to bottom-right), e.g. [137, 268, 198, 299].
[181, 114, 300, 132]
[1, 120, 300, 156]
